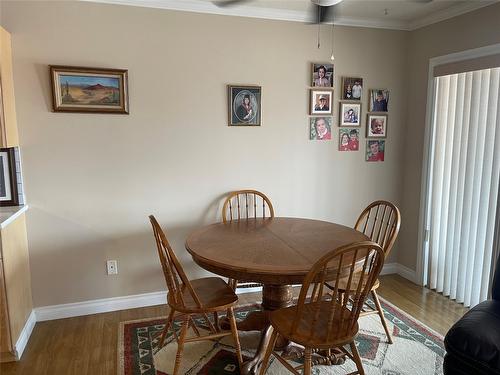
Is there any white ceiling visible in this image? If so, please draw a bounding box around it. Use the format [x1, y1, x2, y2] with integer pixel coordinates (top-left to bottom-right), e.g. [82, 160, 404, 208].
[83, 0, 498, 30]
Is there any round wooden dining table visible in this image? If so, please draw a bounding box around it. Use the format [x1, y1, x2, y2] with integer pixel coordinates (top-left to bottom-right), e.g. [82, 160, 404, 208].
[185, 217, 369, 375]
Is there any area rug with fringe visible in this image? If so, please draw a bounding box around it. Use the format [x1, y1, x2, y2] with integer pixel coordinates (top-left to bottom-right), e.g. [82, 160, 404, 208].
[118, 297, 445, 375]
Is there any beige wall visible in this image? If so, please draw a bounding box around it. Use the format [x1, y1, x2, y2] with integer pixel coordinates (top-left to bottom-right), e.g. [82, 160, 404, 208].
[0, 1, 409, 307]
[398, 3, 500, 272]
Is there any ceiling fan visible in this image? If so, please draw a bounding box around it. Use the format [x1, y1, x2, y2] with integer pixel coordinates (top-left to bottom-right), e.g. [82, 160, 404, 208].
[213, 0, 343, 24]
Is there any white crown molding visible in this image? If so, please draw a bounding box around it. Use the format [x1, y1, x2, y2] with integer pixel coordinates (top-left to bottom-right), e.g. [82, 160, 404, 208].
[14, 310, 36, 360]
[81, 0, 410, 29]
[81, 0, 498, 31]
[407, 1, 498, 31]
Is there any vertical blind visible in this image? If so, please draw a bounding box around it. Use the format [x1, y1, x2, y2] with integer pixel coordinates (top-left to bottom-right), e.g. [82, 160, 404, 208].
[428, 67, 500, 307]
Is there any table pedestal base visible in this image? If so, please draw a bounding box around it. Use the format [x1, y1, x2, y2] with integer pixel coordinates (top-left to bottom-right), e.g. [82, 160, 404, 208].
[239, 284, 293, 375]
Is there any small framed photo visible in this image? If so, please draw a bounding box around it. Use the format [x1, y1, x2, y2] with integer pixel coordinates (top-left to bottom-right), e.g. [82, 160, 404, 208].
[50, 65, 129, 114]
[366, 140, 385, 162]
[369, 89, 389, 112]
[310, 90, 333, 115]
[311, 63, 333, 88]
[367, 114, 388, 138]
[309, 117, 332, 141]
[0, 147, 19, 206]
[339, 128, 359, 151]
[341, 77, 363, 100]
[228, 85, 261, 126]
[340, 102, 361, 127]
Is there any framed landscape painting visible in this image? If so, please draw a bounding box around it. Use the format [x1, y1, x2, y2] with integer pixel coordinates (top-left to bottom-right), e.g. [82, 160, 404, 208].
[50, 65, 129, 114]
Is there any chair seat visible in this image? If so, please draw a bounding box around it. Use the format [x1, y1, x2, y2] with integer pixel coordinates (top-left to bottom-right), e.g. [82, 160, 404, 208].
[270, 300, 359, 349]
[168, 277, 238, 313]
[329, 274, 380, 292]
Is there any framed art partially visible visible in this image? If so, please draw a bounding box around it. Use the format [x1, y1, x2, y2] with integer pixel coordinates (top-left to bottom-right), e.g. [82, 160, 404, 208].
[341, 77, 363, 100]
[50, 65, 129, 114]
[309, 117, 332, 141]
[311, 63, 333, 88]
[366, 114, 388, 138]
[339, 128, 359, 151]
[366, 140, 385, 162]
[228, 85, 261, 126]
[0, 147, 18, 206]
[369, 89, 389, 112]
[340, 102, 361, 127]
[310, 90, 333, 115]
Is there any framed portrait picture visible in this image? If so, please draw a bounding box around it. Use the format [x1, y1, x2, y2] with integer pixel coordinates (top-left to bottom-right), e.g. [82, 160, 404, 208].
[367, 114, 388, 138]
[228, 85, 261, 126]
[339, 128, 359, 151]
[340, 102, 361, 127]
[310, 90, 333, 115]
[311, 63, 333, 88]
[50, 65, 129, 114]
[309, 117, 332, 141]
[366, 140, 385, 162]
[341, 77, 363, 100]
[369, 89, 389, 112]
[0, 147, 19, 206]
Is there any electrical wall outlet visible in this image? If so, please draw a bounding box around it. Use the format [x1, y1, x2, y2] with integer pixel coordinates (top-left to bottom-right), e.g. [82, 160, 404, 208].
[107, 260, 118, 275]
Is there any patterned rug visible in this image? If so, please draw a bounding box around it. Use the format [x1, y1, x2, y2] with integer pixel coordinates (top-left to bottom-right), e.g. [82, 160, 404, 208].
[118, 297, 445, 375]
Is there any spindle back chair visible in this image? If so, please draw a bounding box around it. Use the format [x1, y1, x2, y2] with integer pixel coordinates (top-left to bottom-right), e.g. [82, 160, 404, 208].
[149, 215, 243, 375]
[355, 200, 400, 257]
[222, 190, 275, 290]
[326, 200, 401, 344]
[222, 190, 274, 224]
[259, 241, 385, 375]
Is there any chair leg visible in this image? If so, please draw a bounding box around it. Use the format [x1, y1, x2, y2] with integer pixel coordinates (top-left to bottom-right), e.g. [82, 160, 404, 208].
[159, 308, 175, 348]
[349, 341, 364, 375]
[173, 314, 189, 375]
[213, 311, 220, 332]
[228, 278, 238, 291]
[303, 347, 312, 375]
[371, 290, 393, 344]
[227, 307, 243, 369]
[258, 328, 278, 375]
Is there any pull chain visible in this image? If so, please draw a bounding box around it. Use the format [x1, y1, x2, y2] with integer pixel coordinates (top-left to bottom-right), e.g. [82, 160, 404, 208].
[317, 23, 321, 49]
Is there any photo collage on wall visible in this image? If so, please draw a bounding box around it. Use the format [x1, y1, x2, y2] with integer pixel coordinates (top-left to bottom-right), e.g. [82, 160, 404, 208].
[340, 77, 390, 161]
[339, 77, 362, 152]
[309, 63, 333, 141]
[307, 63, 390, 161]
[365, 88, 389, 162]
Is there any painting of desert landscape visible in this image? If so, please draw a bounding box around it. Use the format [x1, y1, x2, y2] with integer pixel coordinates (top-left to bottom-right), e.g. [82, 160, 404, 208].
[50, 66, 129, 113]
[59, 74, 121, 106]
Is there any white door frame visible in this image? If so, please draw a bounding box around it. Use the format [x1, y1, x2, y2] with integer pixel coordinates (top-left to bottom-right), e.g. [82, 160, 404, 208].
[416, 42, 500, 286]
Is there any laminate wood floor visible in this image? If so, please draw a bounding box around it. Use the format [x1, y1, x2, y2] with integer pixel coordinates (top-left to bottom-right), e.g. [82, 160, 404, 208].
[1, 275, 468, 375]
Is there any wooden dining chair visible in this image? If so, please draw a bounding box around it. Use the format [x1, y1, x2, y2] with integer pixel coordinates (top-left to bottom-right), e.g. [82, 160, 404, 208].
[149, 215, 243, 375]
[258, 241, 385, 375]
[221, 189, 274, 290]
[328, 200, 401, 344]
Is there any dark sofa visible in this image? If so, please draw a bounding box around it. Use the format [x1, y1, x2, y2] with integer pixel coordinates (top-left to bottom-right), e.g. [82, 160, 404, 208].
[444, 254, 500, 375]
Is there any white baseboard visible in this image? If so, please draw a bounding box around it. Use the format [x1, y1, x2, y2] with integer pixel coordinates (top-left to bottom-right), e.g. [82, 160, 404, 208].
[33, 263, 418, 322]
[14, 310, 36, 360]
[35, 290, 167, 322]
[380, 262, 399, 275]
[395, 263, 418, 283]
